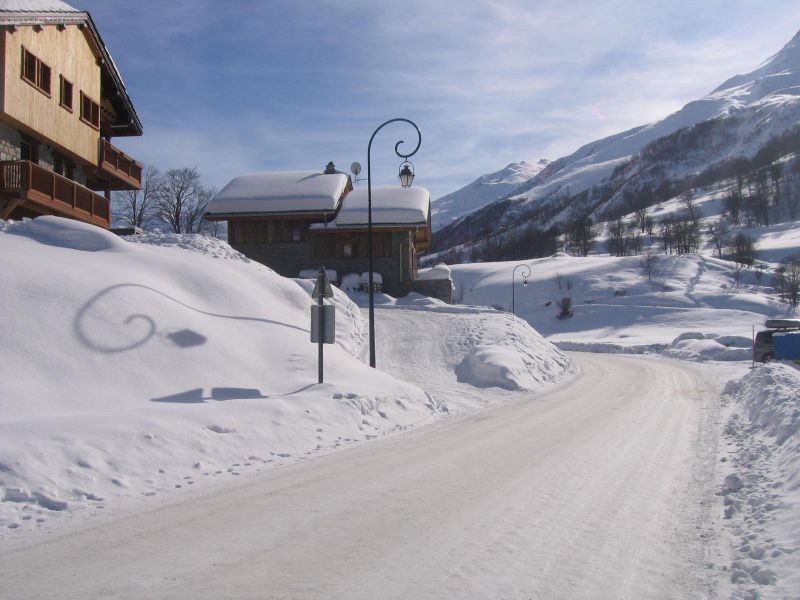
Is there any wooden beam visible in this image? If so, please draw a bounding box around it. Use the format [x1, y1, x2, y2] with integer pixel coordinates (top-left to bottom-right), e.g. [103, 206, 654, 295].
[0, 198, 23, 220]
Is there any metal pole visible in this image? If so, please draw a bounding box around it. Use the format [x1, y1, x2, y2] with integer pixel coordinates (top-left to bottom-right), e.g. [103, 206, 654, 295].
[366, 118, 422, 368]
[512, 263, 531, 316]
[318, 293, 324, 384]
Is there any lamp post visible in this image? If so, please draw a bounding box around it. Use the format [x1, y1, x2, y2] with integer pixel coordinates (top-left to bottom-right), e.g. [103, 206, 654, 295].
[366, 118, 422, 368]
[512, 263, 531, 315]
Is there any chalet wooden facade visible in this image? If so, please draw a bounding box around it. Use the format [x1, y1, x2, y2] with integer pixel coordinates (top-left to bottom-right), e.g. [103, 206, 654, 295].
[0, 1, 142, 228]
[206, 168, 446, 300]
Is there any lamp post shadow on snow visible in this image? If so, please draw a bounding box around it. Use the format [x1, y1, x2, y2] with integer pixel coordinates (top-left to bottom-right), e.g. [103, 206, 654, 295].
[151, 383, 317, 404]
[73, 283, 309, 354]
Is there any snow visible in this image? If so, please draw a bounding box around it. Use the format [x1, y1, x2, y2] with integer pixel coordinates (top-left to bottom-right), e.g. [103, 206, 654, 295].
[416, 262, 452, 281]
[449, 253, 793, 352]
[0, 216, 435, 533]
[207, 171, 349, 215]
[721, 363, 800, 598]
[0, 0, 80, 12]
[317, 186, 429, 227]
[0, 216, 570, 540]
[431, 160, 547, 230]
[6, 216, 800, 595]
[298, 268, 338, 282]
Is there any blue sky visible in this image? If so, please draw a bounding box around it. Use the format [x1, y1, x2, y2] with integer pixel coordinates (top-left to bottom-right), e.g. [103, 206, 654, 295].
[82, 0, 800, 199]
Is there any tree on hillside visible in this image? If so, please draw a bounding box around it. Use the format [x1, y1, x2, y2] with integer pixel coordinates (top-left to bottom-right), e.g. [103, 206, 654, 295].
[680, 190, 701, 228]
[773, 256, 800, 307]
[725, 232, 757, 267]
[706, 220, 728, 258]
[723, 187, 743, 225]
[113, 165, 161, 229]
[566, 216, 596, 257]
[634, 205, 649, 233]
[606, 219, 627, 257]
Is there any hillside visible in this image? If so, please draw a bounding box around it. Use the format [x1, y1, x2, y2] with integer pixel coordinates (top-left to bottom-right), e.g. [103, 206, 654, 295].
[434, 30, 800, 256]
[431, 160, 547, 231]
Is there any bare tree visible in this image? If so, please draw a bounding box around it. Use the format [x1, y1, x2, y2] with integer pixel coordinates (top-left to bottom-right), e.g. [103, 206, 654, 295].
[642, 252, 657, 281]
[634, 205, 649, 233]
[183, 186, 217, 235]
[706, 220, 728, 258]
[554, 272, 564, 291]
[774, 257, 800, 306]
[681, 190, 701, 228]
[113, 165, 161, 229]
[155, 167, 205, 234]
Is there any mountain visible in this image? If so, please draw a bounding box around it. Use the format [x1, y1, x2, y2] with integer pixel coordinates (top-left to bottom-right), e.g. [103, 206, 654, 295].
[431, 160, 548, 231]
[434, 30, 800, 253]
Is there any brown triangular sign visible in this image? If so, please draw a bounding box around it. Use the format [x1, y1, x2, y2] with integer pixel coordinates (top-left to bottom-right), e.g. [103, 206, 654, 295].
[312, 267, 334, 299]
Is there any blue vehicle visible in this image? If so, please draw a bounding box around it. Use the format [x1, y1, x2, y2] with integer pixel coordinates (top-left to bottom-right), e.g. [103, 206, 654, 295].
[755, 319, 800, 362]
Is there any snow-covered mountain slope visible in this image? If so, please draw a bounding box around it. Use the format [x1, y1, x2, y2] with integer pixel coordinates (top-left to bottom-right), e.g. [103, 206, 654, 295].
[435, 30, 800, 251]
[431, 160, 547, 231]
[515, 30, 800, 210]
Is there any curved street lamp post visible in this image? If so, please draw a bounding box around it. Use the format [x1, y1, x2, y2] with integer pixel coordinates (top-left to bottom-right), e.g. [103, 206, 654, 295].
[512, 263, 531, 315]
[367, 118, 422, 368]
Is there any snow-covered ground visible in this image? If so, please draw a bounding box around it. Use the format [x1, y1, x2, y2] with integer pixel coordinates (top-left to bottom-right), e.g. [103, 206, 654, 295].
[0, 217, 568, 541]
[719, 362, 800, 599]
[3, 216, 800, 597]
[448, 252, 794, 352]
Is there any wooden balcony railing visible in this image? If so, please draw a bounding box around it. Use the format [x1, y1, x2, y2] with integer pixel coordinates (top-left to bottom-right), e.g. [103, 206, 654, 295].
[99, 138, 142, 189]
[0, 160, 109, 226]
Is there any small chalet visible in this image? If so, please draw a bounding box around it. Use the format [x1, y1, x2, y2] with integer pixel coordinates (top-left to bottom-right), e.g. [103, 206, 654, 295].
[0, 0, 143, 228]
[206, 166, 449, 301]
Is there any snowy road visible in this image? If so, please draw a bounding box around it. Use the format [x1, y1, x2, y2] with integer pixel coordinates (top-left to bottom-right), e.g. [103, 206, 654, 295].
[0, 353, 721, 599]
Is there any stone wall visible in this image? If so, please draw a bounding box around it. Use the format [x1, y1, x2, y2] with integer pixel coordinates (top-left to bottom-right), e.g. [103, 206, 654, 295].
[0, 121, 21, 162]
[0, 121, 86, 185]
[410, 279, 453, 304]
[233, 230, 425, 297]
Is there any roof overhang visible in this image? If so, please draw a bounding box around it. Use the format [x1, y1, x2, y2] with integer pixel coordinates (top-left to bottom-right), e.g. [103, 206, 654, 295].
[205, 210, 333, 221]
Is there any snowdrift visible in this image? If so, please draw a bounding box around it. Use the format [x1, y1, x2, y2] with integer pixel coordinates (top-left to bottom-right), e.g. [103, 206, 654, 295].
[0, 217, 434, 532]
[721, 363, 800, 596]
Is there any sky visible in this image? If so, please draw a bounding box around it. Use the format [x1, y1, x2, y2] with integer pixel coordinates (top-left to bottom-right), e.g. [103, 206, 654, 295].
[80, 0, 800, 200]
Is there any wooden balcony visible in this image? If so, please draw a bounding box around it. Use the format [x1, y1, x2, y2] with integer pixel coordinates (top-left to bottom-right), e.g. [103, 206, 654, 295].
[0, 161, 110, 228]
[98, 138, 142, 190]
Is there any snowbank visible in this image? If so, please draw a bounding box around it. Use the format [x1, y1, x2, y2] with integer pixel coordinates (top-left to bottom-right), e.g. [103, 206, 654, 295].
[0, 217, 433, 534]
[720, 363, 800, 597]
[417, 263, 452, 281]
[662, 332, 753, 362]
[455, 312, 571, 391]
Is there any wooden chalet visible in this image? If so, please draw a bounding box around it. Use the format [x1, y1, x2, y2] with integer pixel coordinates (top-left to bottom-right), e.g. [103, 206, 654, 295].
[0, 1, 143, 228]
[206, 167, 444, 299]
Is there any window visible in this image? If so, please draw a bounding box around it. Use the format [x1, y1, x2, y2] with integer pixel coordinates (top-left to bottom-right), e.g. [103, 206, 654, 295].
[343, 243, 353, 257]
[21, 47, 51, 96]
[20, 137, 38, 162]
[80, 91, 100, 129]
[292, 227, 302, 242]
[59, 76, 73, 111]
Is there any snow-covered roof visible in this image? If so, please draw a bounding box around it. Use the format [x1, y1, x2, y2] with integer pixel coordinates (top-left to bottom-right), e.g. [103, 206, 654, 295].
[313, 186, 430, 229]
[207, 171, 350, 215]
[0, 0, 80, 12]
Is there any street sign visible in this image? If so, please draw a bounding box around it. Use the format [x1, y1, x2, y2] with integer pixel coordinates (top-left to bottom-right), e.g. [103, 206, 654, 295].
[310, 267, 336, 383]
[312, 268, 334, 299]
[310, 305, 335, 344]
